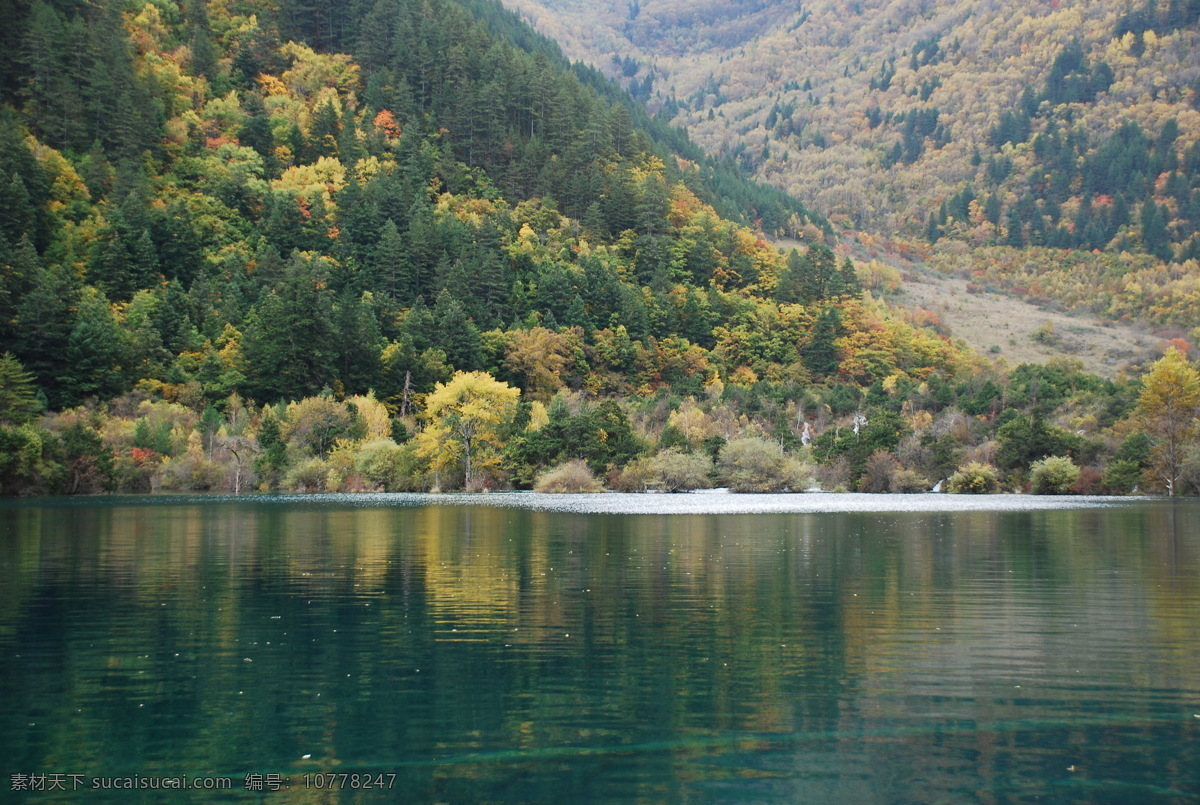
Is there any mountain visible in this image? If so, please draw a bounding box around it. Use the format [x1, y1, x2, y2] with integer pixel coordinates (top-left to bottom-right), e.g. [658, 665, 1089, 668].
[0, 0, 837, 409]
[500, 0, 1200, 329]
[0, 0, 1191, 499]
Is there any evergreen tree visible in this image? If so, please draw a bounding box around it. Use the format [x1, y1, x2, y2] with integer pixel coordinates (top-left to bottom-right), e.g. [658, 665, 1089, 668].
[1141, 199, 1171, 261]
[239, 92, 278, 177]
[62, 288, 129, 403]
[370, 219, 414, 302]
[253, 410, 289, 487]
[805, 245, 838, 302]
[0, 234, 39, 345]
[307, 99, 341, 160]
[263, 193, 307, 257]
[0, 173, 34, 246]
[775, 248, 807, 304]
[332, 288, 383, 393]
[804, 307, 842, 378]
[12, 262, 78, 408]
[241, 256, 337, 401]
[838, 258, 862, 298]
[1004, 209, 1024, 247]
[0, 352, 41, 425]
[432, 288, 482, 371]
[90, 231, 136, 301]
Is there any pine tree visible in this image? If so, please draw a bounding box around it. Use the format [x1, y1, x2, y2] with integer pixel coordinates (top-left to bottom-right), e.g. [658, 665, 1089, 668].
[370, 219, 414, 302]
[62, 288, 129, 403]
[332, 288, 383, 394]
[90, 232, 136, 301]
[0, 352, 41, 425]
[307, 99, 341, 161]
[13, 262, 78, 408]
[1141, 199, 1170, 261]
[241, 256, 337, 401]
[838, 258, 862, 298]
[253, 410, 289, 487]
[804, 307, 841, 379]
[432, 288, 482, 371]
[0, 234, 39, 345]
[0, 172, 34, 246]
[805, 245, 838, 302]
[239, 92, 278, 177]
[263, 193, 307, 256]
[775, 248, 807, 304]
[1004, 209, 1024, 247]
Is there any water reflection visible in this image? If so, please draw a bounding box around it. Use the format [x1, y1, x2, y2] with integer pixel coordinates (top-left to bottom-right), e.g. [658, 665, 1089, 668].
[1, 498, 1198, 802]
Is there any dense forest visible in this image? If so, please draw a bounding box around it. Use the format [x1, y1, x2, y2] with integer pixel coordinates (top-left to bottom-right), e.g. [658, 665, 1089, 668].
[501, 0, 1200, 328]
[1, 0, 1198, 497]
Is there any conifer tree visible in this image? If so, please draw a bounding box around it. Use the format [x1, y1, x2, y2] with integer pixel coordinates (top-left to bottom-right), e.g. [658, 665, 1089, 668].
[62, 288, 129, 403]
[0, 352, 41, 425]
[241, 256, 337, 401]
[433, 288, 481, 371]
[804, 307, 842, 379]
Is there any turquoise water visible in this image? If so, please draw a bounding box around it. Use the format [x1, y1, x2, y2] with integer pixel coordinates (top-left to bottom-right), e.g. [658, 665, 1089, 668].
[2, 494, 1199, 802]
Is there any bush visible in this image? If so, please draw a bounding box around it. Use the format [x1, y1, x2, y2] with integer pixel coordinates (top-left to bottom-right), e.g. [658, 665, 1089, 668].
[857, 450, 898, 493]
[608, 458, 652, 492]
[534, 459, 604, 493]
[0, 424, 63, 495]
[814, 455, 851, 492]
[947, 462, 999, 494]
[891, 466, 932, 493]
[1029, 455, 1081, 494]
[283, 458, 329, 492]
[1101, 459, 1143, 495]
[647, 448, 713, 492]
[719, 437, 812, 492]
[355, 439, 425, 491]
[160, 453, 224, 491]
[285, 396, 361, 457]
[857, 450, 930, 493]
[1069, 466, 1104, 495]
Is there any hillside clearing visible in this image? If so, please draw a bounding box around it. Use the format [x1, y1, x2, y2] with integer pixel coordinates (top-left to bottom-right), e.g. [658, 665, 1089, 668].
[892, 268, 1159, 377]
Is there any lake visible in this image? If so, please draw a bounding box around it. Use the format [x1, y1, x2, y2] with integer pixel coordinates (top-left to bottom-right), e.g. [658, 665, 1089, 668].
[2, 493, 1198, 802]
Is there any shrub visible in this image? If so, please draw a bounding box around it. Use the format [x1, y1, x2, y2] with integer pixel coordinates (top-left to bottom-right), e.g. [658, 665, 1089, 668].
[608, 458, 653, 492]
[647, 448, 714, 492]
[1069, 466, 1104, 495]
[891, 466, 932, 493]
[323, 440, 371, 493]
[160, 453, 224, 491]
[355, 439, 421, 491]
[534, 459, 604, 493]
[0, 424, 63, 495]
[1101, 459, 1143, 495]
[1029, 455, 1081, 494]
[283, 457, 329, 492]
[947, 462, 999, 494]
[719, 437, 812, 492]
[285, 396, 361, 457]
[814, 455, 851, 492]
[857, 450, 930, 493]
[857, 450, 899, 493]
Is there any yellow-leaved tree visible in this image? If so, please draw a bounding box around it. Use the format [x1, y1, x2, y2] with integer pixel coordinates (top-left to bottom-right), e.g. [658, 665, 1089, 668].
[416, 371, 519, 491]
[1137, 348, 1200, 496]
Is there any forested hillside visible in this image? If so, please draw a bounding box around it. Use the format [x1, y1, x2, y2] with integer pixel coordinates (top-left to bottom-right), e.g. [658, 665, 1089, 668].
[1, 0, 1197, 498]
[501, 0, 1200, 327]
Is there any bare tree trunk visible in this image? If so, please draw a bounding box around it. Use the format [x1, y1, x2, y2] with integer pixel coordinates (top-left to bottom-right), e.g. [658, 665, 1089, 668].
[464, 435, 473, 489]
